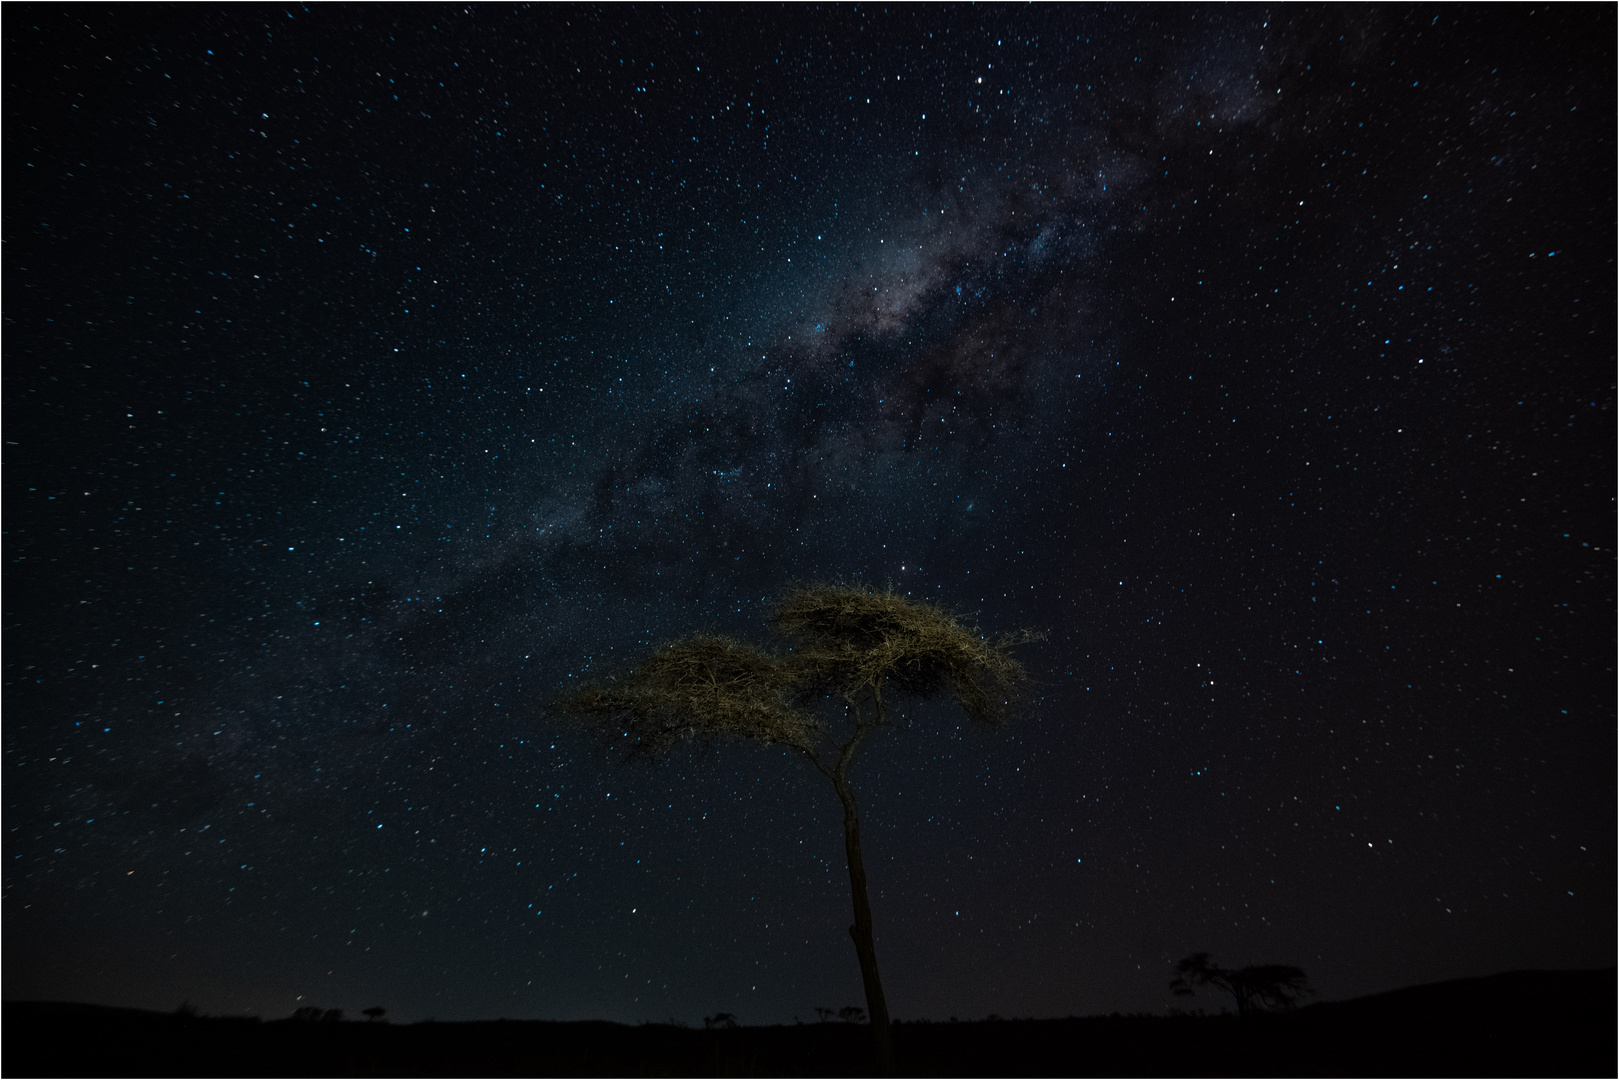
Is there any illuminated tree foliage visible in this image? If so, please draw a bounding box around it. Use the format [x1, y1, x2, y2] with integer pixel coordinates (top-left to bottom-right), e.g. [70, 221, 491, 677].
[551, 583, 1040, 1074]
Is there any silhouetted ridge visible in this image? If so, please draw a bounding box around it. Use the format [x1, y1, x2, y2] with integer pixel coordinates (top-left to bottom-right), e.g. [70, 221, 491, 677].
[5, 969, 1612, 1077]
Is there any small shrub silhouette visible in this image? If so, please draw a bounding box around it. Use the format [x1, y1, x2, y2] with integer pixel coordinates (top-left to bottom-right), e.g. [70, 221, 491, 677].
[290, 1006, 324, 1023]
[838, 1005, 868, 1024]
[362, 1006, 387, 1022]
[704, 1012, 738, 1029]
[1171, 952, 1313, 1016]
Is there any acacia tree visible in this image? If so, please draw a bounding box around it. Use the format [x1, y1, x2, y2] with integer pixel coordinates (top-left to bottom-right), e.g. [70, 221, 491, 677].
[550, 583, 1039, 1075]
[1170, 953, 1313, 1017]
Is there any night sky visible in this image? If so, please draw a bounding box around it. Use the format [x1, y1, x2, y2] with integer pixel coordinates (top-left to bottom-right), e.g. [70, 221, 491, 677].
[6, 5, 1613, 1027]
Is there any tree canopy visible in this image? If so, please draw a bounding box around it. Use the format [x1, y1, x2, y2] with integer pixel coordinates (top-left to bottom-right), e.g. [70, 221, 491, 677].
[551, 582, 1038, 767]
[552, 633, 815, 759]
[1171, 953, 1314, 1016]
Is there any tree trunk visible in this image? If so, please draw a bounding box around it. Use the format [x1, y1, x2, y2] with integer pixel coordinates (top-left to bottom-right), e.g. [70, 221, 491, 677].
[833, 777, 895, 1075]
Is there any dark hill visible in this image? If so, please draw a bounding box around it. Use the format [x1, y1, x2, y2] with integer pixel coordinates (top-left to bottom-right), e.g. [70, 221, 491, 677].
[5, 968, 1612, 1077]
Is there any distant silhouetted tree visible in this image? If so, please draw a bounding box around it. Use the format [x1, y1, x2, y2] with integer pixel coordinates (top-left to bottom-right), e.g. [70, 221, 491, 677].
[814, 1006, 836, 1023]
[1171, 953, 1314, 1016]
[362, 1006, 387, 1022]
[838, 1005, 868, 1024]
[290, 1006, 324, 1022]
[703, 1012, 738, 1029]
[551, 583, 1039, 1075]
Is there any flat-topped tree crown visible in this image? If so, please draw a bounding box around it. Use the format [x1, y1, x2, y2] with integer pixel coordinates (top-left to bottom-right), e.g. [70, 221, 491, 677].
[551, 634, 819, 759]
[772, 583, 1038, 727]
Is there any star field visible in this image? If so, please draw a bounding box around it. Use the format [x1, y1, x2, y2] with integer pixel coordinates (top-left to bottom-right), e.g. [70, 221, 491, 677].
[6, 6, 1612, 1025]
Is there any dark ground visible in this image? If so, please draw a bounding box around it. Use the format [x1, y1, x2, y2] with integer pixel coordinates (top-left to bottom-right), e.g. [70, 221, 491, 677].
[5, 968, 1612, 1077]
